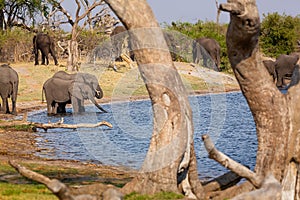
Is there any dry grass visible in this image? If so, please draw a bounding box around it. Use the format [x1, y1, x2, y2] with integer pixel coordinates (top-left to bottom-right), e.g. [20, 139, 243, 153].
[5, 61, 239, 104]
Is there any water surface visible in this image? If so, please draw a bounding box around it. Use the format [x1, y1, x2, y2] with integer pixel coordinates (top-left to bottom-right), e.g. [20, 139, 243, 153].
[29, 91, 257, 179]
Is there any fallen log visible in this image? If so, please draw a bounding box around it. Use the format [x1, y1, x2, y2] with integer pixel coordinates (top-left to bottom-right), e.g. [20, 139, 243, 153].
[33, 119, 113, 132]
[0, 116, 113, 132]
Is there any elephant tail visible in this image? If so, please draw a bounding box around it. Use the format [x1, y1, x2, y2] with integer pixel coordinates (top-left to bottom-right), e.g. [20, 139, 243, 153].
[42, 87, 45, 103]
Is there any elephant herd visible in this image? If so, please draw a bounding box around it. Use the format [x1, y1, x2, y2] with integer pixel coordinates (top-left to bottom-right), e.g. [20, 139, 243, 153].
[263, 53, 300, 88]
[0, 64, 107, 115]
[1, 31, 299, 115]
[110, 26, 221, 71]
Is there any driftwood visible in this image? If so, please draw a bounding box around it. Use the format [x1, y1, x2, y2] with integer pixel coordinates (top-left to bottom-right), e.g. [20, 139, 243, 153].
[0, 114, 112, 132]
[33, 119, 113, 132]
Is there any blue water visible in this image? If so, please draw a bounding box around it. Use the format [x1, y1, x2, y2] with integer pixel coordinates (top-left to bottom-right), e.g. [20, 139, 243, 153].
[29, 91, 257, 179]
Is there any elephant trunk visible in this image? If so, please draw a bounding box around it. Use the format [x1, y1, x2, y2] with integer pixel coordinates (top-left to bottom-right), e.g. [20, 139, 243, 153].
[95, 89, 103, 99]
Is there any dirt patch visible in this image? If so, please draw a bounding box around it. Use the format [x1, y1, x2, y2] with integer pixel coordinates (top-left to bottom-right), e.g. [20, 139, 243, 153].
[0, 101, 135, 186]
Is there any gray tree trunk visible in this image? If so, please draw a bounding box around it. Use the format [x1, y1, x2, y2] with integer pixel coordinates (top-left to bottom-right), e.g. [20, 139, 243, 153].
[104, 0, 203, 198]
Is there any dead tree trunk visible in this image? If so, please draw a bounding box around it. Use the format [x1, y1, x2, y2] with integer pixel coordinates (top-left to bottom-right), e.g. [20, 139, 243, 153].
[104, 0, 203, 198]
[213, 0, 300, 199]
[67, 39, 79, 71]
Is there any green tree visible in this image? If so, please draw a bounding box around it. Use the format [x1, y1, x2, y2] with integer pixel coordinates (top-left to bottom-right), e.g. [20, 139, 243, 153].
[260, 12, 300, 58]
[0, 0, 46, 30]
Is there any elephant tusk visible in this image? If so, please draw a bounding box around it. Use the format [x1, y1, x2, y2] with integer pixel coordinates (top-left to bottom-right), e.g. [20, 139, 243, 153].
[89, 99, 107, 113]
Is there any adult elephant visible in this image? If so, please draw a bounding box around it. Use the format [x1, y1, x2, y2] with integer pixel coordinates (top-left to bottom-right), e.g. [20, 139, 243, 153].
[192, 37, 221, 71]
[110, 26, 134, 61]
[275, 54, 300, 88]
[43, 71, 106, 115]
[33, 33, 58, 66]
[0, 64, 19, 115]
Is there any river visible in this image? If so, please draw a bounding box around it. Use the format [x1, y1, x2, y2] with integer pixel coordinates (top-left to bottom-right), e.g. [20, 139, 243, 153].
[28, 91, 257, 179]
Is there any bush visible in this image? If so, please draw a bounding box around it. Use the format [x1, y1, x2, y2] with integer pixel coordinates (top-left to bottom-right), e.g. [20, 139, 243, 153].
[260, 13, 300, 58]
[0, 28, 35, 63]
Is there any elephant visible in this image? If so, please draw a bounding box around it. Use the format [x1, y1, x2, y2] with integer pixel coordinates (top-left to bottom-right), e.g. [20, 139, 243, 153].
[33, 33, 58, 66]
[262, 59, 276, 81]
[275, 54, 300, 88]
[42, 71, 107, 115]
[287, 64, 300, 89]
[0, 64, 19, 115]
[110, 26, 134, 61]
[192, 37, 221, 71]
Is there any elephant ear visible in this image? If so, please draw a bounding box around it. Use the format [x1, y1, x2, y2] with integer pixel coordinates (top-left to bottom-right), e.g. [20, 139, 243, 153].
[68, 82, 84, 100]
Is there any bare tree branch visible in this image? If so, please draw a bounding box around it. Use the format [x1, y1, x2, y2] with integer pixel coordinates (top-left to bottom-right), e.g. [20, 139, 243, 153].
[9, 160, 98, 200]
[202, 134, 262, 187]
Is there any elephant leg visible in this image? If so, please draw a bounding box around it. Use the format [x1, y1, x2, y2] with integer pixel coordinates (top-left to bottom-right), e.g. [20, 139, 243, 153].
[47, 100, 55, 115]
[41, 53, 46, 65]
[71, 97, 80, 113]
[11, 99, 16, 115]
[2, 97, 9, 114]
[34, 50, 39, 65]
[57, 103, 66, 113]
[45, 55, 49, 65]
[50, 48, 58, 65]
[79, 103, 85, 112]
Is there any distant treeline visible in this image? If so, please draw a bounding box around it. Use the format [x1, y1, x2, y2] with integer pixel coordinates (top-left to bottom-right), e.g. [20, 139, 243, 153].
[0, 12, 299, 73]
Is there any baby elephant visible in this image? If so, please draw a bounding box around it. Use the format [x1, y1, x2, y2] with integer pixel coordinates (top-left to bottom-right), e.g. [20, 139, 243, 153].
[0, 64, 19, 115]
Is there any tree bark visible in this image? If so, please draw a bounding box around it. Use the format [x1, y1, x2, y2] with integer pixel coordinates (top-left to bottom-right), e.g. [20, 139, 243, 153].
[218, 0, 300, 198]
[67, 39, 79, 71]
[104, 0, 203, 198]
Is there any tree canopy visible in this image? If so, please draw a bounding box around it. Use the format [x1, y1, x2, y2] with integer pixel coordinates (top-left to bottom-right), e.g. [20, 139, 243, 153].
[260, 12, 300, 58]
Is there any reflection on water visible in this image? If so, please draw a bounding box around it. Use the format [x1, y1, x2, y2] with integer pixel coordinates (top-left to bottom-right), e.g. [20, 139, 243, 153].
[29, 91, 257, 179]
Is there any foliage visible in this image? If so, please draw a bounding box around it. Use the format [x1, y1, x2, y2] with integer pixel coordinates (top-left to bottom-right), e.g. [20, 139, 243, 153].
[1, 0, 46, 30]
[77, 29, 108, 56]
[260, 13, 300, 58]
[165, 20, 230, 72]
[0, 28, 34, 62]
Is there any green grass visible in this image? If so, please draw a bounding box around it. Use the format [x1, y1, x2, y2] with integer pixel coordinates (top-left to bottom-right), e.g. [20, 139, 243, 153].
[0, 183, 56, 200]
[124, 191, 184, 200]
[0, 124, 35, 132]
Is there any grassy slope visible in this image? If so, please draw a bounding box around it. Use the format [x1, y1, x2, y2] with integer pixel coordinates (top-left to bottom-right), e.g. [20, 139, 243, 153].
[9, 61, 238, 103]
